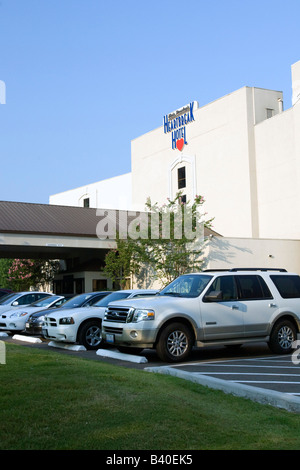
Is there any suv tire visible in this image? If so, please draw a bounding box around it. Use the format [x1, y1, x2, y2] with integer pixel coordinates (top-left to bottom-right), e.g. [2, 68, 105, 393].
[156, 322, 193, 362]
[78, 320, 103, 350]
[269, 319, 297, 354]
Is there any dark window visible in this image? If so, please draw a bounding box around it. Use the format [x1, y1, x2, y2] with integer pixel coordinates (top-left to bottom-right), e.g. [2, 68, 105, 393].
[270, 275, 300, 298]
[179, 194, 187, 204]
[178, 167, 186, 189]
[17, 294, 34, 305]
[237, 275, 272, 300]
[83, 198, 90, 208]
[75, 278, 84, 294]
[93, 279, 107, 291]
[205, 275, 238, 301]
[17, 293, 49, 305]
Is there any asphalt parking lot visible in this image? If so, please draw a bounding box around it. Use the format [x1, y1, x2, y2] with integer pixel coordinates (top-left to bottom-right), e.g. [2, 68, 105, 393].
[165, 353, 300, 395]
[2, 334, 300, 412]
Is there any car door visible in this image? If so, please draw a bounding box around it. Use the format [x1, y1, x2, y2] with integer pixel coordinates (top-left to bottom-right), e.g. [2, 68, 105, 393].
[236, 274, 274, 337]
[201, 275, 244, 340]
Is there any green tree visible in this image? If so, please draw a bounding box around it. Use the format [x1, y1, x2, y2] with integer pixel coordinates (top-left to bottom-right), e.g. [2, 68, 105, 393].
[104, 237, 142, 288]
[8, 259, 60, 291]
[140, 192, 214, 285]
[0, 259, 14, 289]
[104, 193, 214, 287]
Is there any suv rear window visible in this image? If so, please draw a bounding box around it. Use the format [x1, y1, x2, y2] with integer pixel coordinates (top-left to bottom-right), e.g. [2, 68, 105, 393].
[270, 275, 300, 298]
[238, 275, 273, 300]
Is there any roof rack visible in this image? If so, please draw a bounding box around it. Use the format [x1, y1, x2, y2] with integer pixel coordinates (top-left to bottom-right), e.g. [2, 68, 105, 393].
[202, 269, 229, 272]
[229, 268, 287, 272]
[203, 268, 287, 272]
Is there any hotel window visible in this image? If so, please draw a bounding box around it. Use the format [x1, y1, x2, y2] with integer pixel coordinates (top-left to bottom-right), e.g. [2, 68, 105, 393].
[93, 279, 107, 291]
[178, 166, 186, 189]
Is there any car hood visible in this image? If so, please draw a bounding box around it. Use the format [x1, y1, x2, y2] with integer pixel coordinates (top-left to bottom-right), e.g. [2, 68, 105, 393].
[5, 306, 46, 317]
[30, 308, 53, 318]
[107, 295, 189, 309]
[44, 306, 105, 319]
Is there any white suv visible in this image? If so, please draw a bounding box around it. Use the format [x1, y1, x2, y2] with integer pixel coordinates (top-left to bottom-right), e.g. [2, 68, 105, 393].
[43, 289, 158, 349]
[102, 269, 300, 362]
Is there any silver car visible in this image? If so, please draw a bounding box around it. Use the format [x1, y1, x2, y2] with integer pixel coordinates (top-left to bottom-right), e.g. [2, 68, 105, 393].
[102, 269, 300, 362]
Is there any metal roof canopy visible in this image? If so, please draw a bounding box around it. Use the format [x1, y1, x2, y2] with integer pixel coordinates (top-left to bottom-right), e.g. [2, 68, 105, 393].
[0, 200, 218, 260]
[0, 201, 117, 259]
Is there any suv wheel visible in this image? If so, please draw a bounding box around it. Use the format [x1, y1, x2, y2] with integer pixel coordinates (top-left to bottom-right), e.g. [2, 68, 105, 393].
[269, 319, 297, 354]
[78, 321, 103, 350]
[156, 322, 193, 363]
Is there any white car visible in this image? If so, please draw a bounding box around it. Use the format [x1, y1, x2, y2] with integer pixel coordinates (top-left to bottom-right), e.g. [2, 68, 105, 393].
[0, 295, 64, 333]
[0, 292, 52, 316]
[43, 289, 159, 350]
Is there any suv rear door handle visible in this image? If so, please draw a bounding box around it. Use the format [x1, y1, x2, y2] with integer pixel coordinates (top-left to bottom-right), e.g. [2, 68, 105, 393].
[269, 303, 277, 308]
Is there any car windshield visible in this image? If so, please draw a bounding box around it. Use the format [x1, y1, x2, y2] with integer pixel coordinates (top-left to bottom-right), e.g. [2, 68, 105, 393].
[59, 293, 96, 308]
[0, 293, 21, 305]
[29, 295, 61, 307]
[159, 274, 212, 298]
[93, 292, 131, 307]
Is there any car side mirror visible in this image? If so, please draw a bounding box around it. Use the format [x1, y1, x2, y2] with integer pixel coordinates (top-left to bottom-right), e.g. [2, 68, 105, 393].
[204, 290, 223, 302]
[12, 301, 19, 306]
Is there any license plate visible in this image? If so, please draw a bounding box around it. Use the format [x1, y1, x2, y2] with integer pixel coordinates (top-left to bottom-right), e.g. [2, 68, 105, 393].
[106, 333, 114, 343]
[25, 322, 29, 328]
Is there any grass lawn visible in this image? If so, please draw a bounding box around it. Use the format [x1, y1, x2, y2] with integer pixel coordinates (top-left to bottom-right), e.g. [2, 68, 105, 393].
[1, 343, 300, 450]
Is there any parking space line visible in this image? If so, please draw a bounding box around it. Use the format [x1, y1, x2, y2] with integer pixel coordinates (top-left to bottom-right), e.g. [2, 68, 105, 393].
[233, 381, 300, 384]
[198, 372, 300, 376]
[172, 356, 296, 367]
[188, 364, 299, 369]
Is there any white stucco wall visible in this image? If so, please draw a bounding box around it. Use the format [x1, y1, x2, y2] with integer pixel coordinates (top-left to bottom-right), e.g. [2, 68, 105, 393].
[49, 173, 132, 210]
[205, 236, 300, 275]
[131, 86, 283, 239]
[253, 60, 300, 240]
[254, 108, 299, 239]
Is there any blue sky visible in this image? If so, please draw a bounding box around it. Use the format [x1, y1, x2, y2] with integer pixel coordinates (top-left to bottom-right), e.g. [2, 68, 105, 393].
[1, 0, 300, 204]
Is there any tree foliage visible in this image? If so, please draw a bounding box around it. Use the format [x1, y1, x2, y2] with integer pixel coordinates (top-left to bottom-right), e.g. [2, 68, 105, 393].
[104, 238, 142, 289]
[104, 193, 214, 287]
[0, 259, 13, 289]
[4, 258, 60, 291]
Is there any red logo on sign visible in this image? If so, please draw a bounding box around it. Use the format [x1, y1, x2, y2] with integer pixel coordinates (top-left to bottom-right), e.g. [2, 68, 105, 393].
[176, 138, 184, 151]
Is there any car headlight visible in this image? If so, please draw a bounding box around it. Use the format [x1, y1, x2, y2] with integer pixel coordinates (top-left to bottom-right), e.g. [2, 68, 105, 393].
[10, 311, 28, 318]
[59, 317, 75, 325]
[130, 309, 155, 323]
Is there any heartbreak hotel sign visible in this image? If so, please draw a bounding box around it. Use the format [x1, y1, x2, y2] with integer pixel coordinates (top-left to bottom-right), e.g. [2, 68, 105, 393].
[163, 101, 197, 150]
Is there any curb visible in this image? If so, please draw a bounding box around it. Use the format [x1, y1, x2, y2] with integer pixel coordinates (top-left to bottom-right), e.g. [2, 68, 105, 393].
[96, 348, 148, 363]
[48, 341, 86, 351]
[12, 334, 42, 344]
